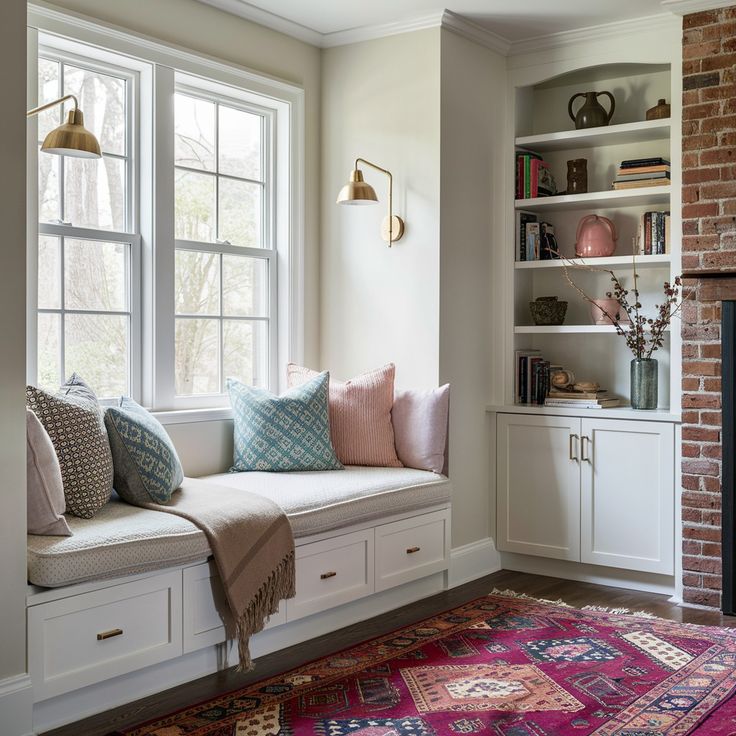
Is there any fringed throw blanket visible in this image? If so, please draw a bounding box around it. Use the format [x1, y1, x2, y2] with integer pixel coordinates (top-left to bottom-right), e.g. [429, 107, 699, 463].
[143, 477, 295, 670]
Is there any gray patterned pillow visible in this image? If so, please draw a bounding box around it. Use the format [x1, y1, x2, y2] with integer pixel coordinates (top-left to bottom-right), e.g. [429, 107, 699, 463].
[26, 374, 113, 519]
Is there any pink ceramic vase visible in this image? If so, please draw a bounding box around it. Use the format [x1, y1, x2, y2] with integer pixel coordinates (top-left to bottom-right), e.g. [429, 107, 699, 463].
[575, 215, 617, 257]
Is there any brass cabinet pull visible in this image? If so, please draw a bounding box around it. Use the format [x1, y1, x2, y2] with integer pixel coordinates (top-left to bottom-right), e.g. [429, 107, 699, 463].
[569, 434, 579, 462]
[581, 435, 591, 463]
[406, 546, 421, 554]
[97, 628, 123, 641]
[320, 571, 337, 579]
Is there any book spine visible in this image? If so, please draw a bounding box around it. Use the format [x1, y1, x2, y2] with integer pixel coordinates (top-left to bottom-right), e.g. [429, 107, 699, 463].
[525, 156, 531, 199]
[645, 212, 652, 255]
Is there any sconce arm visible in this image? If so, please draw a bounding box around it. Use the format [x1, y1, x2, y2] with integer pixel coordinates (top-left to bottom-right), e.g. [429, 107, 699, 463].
[355, 158, 396, 245]
[27, 94, 79, 118]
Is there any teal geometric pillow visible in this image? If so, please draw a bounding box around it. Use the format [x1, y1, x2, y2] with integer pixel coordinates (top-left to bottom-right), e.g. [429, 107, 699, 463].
[228, 372, 343, 472]
[104, 398, 184, 504]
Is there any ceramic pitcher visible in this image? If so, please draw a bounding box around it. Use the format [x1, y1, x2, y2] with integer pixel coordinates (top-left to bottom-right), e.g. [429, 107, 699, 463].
[568, 91, 615, 129]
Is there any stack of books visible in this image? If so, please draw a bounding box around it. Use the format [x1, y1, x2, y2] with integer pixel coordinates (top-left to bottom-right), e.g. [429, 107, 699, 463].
[544, 389, 620, 409]
[639, 210, 671, 255]
[613, 157, 670, 190]
[515, 350, 555, 405]
[516, 213, 559, 261]
[516, 150, 556, 199]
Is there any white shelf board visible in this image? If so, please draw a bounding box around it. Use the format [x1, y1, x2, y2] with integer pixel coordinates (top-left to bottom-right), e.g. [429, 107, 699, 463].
[515, 119, 671, 152]
[514, 324, 671, 334]
[515, 254, 671, 270]
[515, 186, 671, 212]
[487, 404, 680, 423]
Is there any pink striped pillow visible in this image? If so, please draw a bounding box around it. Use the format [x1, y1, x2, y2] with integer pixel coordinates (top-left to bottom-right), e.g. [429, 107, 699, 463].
[287, 363, 402, 468]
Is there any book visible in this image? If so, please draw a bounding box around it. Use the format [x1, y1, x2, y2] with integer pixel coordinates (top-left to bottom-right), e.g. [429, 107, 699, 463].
[615, 171, 670, 182]
[544, 398, 621, 409]
[514, 349, 540, 404]
[617, 164, 671, 175]
[540, 223, 559, 260]
[526, 222, 541, 261]
[620, 157, 670, 168]
[613, 178, 669, 190]
[548, 390, 608, 400]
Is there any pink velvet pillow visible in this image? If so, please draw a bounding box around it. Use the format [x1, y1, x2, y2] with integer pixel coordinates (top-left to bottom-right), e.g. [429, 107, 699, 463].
[392, 385, 450, 474]
[287, 363, 402, 467]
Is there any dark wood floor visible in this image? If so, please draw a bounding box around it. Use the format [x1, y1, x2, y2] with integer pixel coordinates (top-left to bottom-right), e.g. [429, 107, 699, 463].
[45, 569, 736, 736]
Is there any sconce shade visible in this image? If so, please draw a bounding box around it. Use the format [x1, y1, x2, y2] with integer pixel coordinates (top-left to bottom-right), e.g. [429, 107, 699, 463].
[40, 109, 101, 159]
[336, 169, 378, 205]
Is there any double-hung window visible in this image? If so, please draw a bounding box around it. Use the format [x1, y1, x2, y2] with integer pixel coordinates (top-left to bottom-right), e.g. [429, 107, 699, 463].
[27, 13, 302, 416]
[173, 83, 275, 401]
[34, 46, 139, 399]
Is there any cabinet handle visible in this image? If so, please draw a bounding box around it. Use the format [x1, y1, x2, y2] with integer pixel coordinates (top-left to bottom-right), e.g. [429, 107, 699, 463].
[97, 628, 123, 641]
[406, 546, 421, 554]
[569, 434, 579, 461]
[320, 571, 337, 580]
[581, 435, 591, 463]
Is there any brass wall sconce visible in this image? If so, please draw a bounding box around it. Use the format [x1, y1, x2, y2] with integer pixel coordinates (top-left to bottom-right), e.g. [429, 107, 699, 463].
[27, 94, 101, 158]
[336, 158, 405, 246]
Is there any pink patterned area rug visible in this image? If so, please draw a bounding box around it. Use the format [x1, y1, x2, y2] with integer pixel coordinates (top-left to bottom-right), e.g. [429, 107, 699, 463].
[117, 590, 736, 735]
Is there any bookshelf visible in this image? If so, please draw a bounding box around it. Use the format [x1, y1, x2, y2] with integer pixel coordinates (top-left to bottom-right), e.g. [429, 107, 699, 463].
[503, 60, 681, 413]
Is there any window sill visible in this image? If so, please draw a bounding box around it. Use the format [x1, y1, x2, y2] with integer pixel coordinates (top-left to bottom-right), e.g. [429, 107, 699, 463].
[152, 407, 234, 426]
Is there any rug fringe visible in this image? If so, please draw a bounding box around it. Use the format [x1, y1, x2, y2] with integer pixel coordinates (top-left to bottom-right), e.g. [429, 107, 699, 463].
[488, 588, 659, 620]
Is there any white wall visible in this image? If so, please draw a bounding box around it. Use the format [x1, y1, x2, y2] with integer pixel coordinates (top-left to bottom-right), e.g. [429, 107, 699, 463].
[320, 29, 442, 389]
[439, 30, 506, 548]
[0, 1, 31, 733]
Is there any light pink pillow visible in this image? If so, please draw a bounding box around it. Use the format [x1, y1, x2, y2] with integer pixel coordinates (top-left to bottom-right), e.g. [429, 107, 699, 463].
[26, 409, 72, 536]
[392, 385, 450, 474]
[287, 363, 402, 467]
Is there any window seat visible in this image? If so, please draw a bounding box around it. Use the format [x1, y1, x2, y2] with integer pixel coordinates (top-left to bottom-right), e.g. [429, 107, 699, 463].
[27, 466, 451, 588]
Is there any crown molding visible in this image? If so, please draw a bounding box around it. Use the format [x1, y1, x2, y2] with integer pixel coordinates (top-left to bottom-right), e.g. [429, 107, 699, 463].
[660, 0, 735, 15]
[508, 12, 677, 56]
[322, 11, 445, 48]
[440, 10, 512, 55]
[197, 0, 323, 45]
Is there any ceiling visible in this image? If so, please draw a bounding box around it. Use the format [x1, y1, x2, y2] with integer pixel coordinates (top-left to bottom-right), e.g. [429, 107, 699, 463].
[198, 0, 686, 47]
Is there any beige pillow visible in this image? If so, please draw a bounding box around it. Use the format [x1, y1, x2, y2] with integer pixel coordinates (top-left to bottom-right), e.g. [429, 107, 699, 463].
[287, 363, 402, 468]
[26, 409, 71, 536]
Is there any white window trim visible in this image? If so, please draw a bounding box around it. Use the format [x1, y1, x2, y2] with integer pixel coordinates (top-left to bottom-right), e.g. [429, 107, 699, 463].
[27, 3, 306, 422]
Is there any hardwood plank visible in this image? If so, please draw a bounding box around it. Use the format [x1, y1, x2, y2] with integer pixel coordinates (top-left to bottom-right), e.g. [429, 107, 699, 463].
[42, 570, 736, 736]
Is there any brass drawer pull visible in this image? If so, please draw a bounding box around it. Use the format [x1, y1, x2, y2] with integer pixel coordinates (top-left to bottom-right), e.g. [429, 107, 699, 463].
[406, 546, 421, 554]
[320, 571, 337, 580]
[97, 628, 123, 641]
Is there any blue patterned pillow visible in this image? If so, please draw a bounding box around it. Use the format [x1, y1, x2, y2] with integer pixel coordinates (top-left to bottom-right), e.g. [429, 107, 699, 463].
[228, 373, 343, 472]
[104, 398, 184, 504]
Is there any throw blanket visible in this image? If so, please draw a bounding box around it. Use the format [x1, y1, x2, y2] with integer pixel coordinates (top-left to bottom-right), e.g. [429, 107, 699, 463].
[144, 477, 295, 670]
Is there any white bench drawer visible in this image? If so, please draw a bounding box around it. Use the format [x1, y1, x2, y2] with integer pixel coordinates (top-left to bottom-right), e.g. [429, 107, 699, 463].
[287, 529, 374, 621]
[375, 509, 450, 591]
[28, 570, 182, 701]
[183, 561, 286, 653]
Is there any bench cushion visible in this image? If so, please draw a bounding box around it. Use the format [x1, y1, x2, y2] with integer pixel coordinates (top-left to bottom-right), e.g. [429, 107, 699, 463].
[28, 467, 451, 588]
[203, 466, 451, 536]
[27, 498, 210, 588]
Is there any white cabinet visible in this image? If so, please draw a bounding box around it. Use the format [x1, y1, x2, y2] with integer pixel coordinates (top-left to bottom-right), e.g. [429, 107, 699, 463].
[497, 413, 674, 575]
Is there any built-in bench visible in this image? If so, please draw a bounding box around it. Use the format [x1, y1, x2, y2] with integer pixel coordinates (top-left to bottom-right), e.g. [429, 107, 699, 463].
[26, 466, 452, 732]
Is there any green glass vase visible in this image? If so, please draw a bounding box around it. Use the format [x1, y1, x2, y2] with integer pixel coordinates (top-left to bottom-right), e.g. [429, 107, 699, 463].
[630, 358, 658, 410]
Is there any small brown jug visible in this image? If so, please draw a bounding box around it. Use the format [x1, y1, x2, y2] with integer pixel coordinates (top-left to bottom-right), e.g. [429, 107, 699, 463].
[568, 91, 615, 129]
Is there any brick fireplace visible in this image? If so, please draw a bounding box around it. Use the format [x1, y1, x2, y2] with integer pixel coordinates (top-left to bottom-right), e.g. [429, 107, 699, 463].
[681, 6, 736, 609]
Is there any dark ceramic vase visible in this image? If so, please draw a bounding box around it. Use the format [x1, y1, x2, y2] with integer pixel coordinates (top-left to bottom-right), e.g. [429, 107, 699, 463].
[568, 91, 615, 129]
[630, 358, 658, 410]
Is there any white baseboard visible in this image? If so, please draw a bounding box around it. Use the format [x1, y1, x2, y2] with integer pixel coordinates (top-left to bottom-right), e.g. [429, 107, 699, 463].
[0, 674, 34, 736]
[500, 552, 676, 596]
[449, 537, 501, 588]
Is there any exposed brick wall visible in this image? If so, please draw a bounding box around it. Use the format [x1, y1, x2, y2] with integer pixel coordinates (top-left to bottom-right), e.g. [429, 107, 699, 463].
[681, 6, 736, 608]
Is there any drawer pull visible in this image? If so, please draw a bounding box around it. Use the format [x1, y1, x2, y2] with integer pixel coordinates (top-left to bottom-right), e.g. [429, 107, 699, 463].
[320, 571, 337, 580]
[406, 546, 421, 554]
[96, 628, 123, 641]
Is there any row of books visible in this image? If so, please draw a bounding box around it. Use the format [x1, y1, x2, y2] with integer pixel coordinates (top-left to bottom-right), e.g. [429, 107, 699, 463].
[613, 157, 670, 191]
[515, 350, 553, 405]
[516, 213, 560, 261]
[638, 210, 671, 255]
[516, 150, 556, 199]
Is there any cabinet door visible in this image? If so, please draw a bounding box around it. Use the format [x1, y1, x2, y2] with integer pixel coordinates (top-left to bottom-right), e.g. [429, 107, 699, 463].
[497, 413, 581, 560]
[580, 418, 674, 574]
